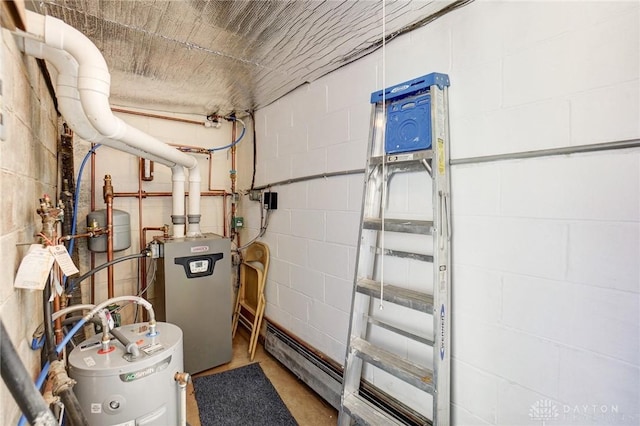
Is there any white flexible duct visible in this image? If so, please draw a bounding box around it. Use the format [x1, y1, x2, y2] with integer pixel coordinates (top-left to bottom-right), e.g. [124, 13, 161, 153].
[20, 11, 203, 236]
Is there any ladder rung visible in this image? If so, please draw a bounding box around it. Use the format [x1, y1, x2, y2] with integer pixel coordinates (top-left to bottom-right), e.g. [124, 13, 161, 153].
[363, 218, 433, 234]
[376, 247, 434, 262]
[367, 316, 434, 347]
[357, 278, 433, 313]
[351, 338, 434, 394]
[370, 149, 433, 166]
[342, 393, 405, 426]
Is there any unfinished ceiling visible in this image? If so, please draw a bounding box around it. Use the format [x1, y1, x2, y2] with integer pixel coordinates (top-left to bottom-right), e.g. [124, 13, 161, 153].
[28, 0, 467, 116]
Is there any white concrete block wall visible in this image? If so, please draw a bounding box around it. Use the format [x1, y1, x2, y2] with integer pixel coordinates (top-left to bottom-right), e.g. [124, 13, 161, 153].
[0, 27, 59, 425]
[242, 1, 640, 424]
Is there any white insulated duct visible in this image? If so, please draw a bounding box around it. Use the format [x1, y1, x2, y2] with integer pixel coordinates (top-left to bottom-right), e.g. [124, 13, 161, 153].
[18, 10, 203, 237]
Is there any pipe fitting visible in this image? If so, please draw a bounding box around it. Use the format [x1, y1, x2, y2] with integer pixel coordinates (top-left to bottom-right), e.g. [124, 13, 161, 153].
[174, 372, 190, 387]
[49, 360, 76, 395]
[147, 319, 158, 337]
[103, 174, 114, 201]
[187, 214, 201, 224]
[100, 333, 111, 352]
[171, 215, 187, 224]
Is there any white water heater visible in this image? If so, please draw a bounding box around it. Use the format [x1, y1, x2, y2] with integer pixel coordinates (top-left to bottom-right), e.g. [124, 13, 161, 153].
[68, 322, 183, 426]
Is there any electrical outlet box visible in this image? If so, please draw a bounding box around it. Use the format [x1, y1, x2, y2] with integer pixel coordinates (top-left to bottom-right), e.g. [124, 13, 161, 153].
[232, 216, 244, 229]
[263, 192, 278, 210]
[249, 190, 262, 201]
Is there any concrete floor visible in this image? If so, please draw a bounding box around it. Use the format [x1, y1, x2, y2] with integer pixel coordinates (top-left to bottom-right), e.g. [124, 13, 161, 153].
[187, 330, 338, 426]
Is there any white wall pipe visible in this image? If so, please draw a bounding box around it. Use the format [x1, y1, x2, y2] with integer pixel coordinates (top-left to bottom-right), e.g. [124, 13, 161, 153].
[174, 373, 190, 426]
[21, 10, 203, 236]
[16, 38, 175, 167]
[172, 166, 186, 238]
[22, 10, 197, 170]
[187, 170, 201, 237]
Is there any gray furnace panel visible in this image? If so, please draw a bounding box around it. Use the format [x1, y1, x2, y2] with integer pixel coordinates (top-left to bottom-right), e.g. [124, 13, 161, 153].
[153, 234, 232, 373]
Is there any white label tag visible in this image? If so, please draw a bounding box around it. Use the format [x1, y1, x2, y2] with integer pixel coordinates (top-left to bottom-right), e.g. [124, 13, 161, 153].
[49, 245, 79, 276]
[13, 244, 55, 290]
[141, 343, 164, 355]
[91, 403, 102, 414]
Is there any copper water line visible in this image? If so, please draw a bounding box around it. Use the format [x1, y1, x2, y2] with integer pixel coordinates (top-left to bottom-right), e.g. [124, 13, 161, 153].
[113, 190, 228, 198]
[90, 144, 97, 304]
[111, 107, 207, 126]
[223, 194, 229, 237]
[103, 175, 115, 299]
[230, 121, 239, 246]
[53, 268, 63, 345]
[59, 230, 106, 241]
[137, 160, 145, 319]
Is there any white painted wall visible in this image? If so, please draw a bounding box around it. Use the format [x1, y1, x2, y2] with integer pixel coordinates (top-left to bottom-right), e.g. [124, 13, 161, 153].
[242, 1, 640, 424]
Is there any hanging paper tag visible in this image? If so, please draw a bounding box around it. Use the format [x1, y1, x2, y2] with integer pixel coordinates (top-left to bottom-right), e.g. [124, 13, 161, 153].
[49, 245, 79, 276]
[14, 245, 55, 290]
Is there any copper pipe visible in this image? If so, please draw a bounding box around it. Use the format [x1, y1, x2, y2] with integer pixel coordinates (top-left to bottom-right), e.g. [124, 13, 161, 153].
[59, 230, 106, 241]
[90, 144, 97, 304]
[223, 194, 228, 237]
[138, 158, 145, 321]
[230, 121, 239, 246]
[113, 190, 228, 198]
[53, 269, 63, 345]
[103, 175, 115, 299]
[111, 107, 206, 126]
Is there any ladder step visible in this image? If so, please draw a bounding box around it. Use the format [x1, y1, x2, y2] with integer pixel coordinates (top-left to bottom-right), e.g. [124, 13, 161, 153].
[357, 278, 433, 313]
[351, 338, 434, 394]
[370, 149, 433, 166]
[367, 316, 434, 346]
[363, 218, 433, 234]
[342, 393, 405, 426]
[375, 247, 434, 262]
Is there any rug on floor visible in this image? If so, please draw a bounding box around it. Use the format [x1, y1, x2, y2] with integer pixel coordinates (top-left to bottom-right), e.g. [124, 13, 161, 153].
[193, 362, 298, 426]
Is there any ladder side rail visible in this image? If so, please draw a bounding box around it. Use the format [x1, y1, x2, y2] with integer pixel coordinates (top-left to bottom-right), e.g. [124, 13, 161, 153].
[431, 83, 452, 426]
[339, 102, 384, 426]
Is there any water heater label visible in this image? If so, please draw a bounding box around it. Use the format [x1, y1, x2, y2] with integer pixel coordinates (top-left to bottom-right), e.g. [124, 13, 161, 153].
[141, 343, 164, 355]
[191, 245, 210, 253]
[91, 403, 101, 414]
[119, 356, 171, 382]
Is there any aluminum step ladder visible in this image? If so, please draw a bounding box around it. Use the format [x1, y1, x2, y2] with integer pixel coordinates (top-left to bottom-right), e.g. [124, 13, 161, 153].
[339, 73, 451, 426]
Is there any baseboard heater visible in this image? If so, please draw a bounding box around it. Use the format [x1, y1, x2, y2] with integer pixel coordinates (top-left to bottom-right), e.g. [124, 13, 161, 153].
[264, 320, 429, 425]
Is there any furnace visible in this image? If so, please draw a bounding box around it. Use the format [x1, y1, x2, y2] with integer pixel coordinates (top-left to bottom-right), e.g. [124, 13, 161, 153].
[150, 234, 232, 373]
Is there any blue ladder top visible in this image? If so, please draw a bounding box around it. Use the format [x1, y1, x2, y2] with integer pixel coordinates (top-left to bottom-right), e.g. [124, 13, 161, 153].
[370, 72, 450, 104]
